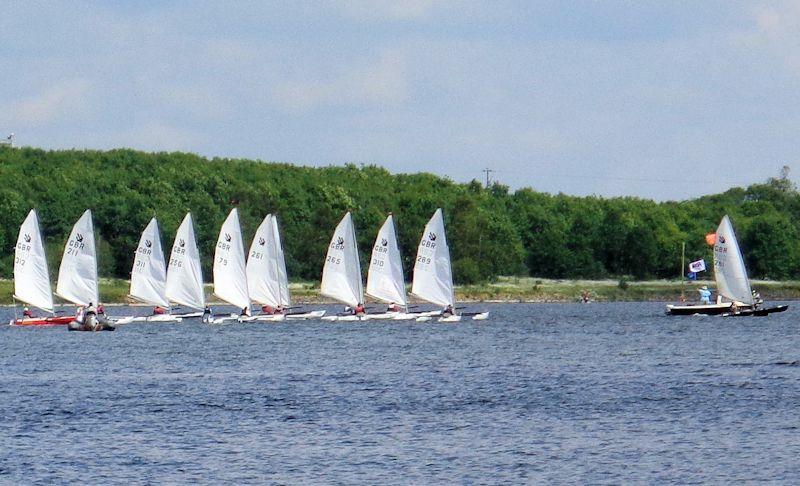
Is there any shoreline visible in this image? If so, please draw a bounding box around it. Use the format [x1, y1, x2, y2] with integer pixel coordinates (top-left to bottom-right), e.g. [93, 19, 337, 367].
[2, 277, 799, 306]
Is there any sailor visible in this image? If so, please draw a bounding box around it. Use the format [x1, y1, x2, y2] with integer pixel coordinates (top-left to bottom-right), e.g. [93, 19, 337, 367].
[153, 306, 166, 315]
[202, 305, 211, 322]
[387, 302, 400, 313]
[97, 303, 105, 315]
[75, 306, 85, 324]
[354, 303, 366, 316]
[262, 304, 275, 315]
[752, 290, 763, 307]
[581, 290, 590, 304]
[442, 305, 454, 317]
[22, 306, 33, 318]
[85, 302, 97, 317]
[275, 305, 285, 314]
[698, 285, 712, 304]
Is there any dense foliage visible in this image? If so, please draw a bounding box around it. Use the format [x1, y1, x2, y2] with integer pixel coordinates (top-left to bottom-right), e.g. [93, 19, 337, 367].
[1, 147, 797, 284]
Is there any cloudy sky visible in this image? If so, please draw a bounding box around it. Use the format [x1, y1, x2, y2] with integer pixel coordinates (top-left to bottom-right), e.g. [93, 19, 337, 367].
[2, 1, 799, 200]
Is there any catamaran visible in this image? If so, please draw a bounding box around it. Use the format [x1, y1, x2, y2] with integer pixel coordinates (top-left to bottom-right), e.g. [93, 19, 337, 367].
[210, 208, 251, 323]
[56, 210, 114, 331]
[9, 209, 74, 326]
[164, 212, 207, 319]
[666, 215, 788, 316]
[411, 209, 488, 322]
[116, 218, 182, 324]
[244, 214, 325, 321]
[320, 212, 366, 321]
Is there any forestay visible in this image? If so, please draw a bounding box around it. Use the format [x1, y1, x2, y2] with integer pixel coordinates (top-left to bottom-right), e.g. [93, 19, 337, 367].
[213, 208, 250, 313]
[56, 209, 99, 306]
[14, 209, 54, 312]
[247, 214, 291, 308]
[321, 212, 364, 308]
[165, 213, 206, 310]
[411, 208, 455, 308]
[366, 214, 407, 306]
[713, 215, 754, 305]
[130, 218, 169, 308]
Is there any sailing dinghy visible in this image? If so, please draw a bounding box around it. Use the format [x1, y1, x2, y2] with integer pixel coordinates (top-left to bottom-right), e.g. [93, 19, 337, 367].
[320, 212, 366, 321]
[244, 214, 324, 322]
[210, 208, 251, 323]
[666, 215, 788, 316]
[56, 210, 114, 331]
[363, 214, 417, 320]
[9, 209, 74, 326]
[164, 212, 207, 319]
[411, 209, 489, 322]
[116, 218, 182, 324]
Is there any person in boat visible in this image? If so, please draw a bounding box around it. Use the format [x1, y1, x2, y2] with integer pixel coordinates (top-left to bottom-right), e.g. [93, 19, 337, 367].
[442, 305, 454, 318]
[387, 302, 400, 313]
[202, 305, 211, 322]
[153, 306, 166, 315]
[22, 306, 33, 318]
[581, 290, 590, 304]
[752, 290, 763, 308]
[698, 286, 712, 305]
[275, 305, 285, 314]
[262, 304, 275, 315]
[354, 303, 366, 316]
[75, 306, 85, 324]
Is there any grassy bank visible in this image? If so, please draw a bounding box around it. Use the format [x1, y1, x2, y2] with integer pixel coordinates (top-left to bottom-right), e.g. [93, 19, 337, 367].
[3, 277, 799, 306]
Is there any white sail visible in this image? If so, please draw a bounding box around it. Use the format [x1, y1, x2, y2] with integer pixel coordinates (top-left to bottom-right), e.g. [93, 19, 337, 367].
[165, 213, 206, 310]
[213, 208, 250, 313]
[320, 212, 363, 308]
[14, 209, 54, 312]
[366, 214, 407, 306]
[56, 209, 99, 306]
[130, 218, 169, 308]
[247, 214, 291, 308]
[411, 208, 455, 308]
[713, 215, 754, 305]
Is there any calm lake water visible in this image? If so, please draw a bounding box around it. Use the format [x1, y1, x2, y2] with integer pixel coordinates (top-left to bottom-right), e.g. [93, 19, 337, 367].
[1, 302, 799, 483]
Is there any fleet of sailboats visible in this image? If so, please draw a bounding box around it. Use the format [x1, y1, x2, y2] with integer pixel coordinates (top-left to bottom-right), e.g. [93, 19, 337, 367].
[23, 207, 790, 328]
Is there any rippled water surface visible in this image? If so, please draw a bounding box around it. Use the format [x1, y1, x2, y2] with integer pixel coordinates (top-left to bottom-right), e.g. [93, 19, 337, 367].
[1, 302, 799, 483]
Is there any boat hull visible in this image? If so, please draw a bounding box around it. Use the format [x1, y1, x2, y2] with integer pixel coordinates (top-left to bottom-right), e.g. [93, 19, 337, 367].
[723, 305, 789, 317]
[665, 303, 741, 315]
[9, 315, 75, 327]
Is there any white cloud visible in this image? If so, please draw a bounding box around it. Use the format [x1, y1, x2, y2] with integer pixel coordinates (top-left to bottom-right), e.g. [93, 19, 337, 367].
[272, 50, 408, 112]
[2, 79, 91, 127]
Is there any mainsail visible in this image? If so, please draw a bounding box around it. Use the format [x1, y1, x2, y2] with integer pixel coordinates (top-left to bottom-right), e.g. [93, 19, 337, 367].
[56, 209, 99, 306]
[213, 208, 250, 313]
[247, 214, 291, 308]
[130, 217, 169, 308]
[713, 215, 754, 305]
[411, 208, 455, 308]
[165, 212, 206, 310]
[366, 214, 407, 306]
[320, 212, 363, 308]
[14, 209, 54, 312]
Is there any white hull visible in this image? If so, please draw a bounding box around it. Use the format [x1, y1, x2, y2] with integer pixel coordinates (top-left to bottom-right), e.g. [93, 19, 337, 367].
[471, 312, 489, 320]
[285, 310, 326, 320]
[438, 315, 462, 323]
[114, 314, 183, 325]
[241, 314, 286, 322]
[321, 314, 365, 321]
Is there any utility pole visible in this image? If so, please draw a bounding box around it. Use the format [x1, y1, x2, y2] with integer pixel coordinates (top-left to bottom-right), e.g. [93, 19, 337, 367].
[482, 168, 494, 188]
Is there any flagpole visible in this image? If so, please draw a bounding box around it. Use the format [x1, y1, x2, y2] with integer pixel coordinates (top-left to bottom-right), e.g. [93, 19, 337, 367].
[680, 242, 685, 302]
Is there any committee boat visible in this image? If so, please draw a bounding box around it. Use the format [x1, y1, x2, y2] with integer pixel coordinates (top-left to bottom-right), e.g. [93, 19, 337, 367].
[9, 209, 74, 326]
[666, 215, 788, 316]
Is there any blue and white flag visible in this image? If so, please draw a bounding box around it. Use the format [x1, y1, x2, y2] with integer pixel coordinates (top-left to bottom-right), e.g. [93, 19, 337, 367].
[688, 259, 706, 273]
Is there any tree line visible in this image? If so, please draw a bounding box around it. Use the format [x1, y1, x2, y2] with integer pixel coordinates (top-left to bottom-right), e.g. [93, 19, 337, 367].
[0, 146, 797, 284]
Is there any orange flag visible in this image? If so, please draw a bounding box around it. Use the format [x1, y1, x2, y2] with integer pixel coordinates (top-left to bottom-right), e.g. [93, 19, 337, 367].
[705, 233, 716, 246]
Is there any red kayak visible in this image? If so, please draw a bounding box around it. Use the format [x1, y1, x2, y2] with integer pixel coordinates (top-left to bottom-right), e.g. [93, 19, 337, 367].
[9, 316, 76, 327]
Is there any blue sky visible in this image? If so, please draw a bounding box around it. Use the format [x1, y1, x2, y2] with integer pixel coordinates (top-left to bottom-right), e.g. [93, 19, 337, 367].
[2, 1, 799, 200]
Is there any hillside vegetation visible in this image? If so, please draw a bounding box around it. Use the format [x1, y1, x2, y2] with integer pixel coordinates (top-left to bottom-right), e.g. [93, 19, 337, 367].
[0, 146, 797, 284]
